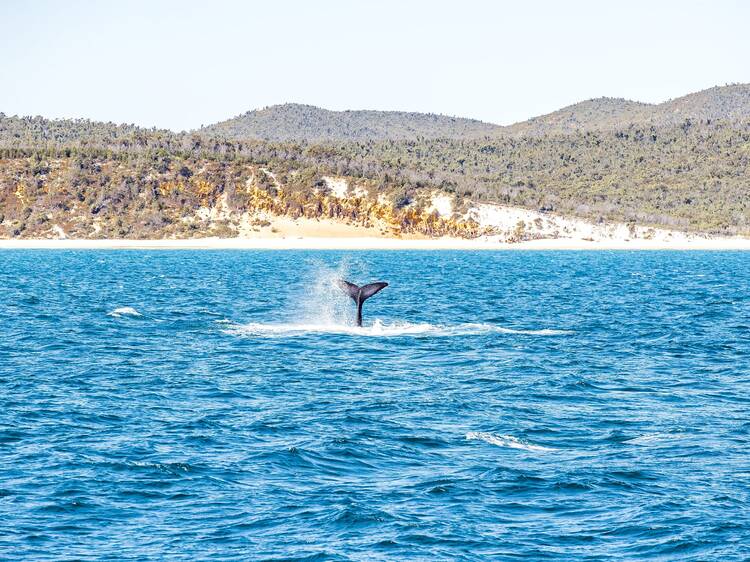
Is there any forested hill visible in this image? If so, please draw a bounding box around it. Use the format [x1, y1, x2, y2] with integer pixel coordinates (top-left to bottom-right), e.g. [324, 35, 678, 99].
[0, 114, 171, 147]
[2, 113, 750, 238]
[507, 84, 750, 136]
[199, 103, 503, 141]
[2, 83, 750, 240]
[7, 84, 745, 146]
[200, 85, 750, 142]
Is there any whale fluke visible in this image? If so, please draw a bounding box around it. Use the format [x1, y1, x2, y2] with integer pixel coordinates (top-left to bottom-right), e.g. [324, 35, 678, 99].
[338, 280, 388, 327]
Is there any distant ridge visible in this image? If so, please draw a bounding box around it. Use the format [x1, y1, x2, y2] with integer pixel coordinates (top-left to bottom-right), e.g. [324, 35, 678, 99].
[199, 103, 503, 141]
[505, 98, 654, 136]
[198, 84, 750, 141]
[4, 84, 748, 142]
[507, 84, 750, 135]
[659, 84, 750, 123]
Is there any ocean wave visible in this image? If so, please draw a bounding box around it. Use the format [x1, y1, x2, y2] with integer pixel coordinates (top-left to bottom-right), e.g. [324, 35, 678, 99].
[466, 431, 556, 452]
[623, 433, 678, 446]
[496, 327, 573, 336]
[107, 307, 143, 318]
[223, 320, 571, 338]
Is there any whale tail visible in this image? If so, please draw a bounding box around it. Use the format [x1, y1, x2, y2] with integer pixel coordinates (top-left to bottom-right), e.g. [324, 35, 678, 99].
[338, 280, 388, 327]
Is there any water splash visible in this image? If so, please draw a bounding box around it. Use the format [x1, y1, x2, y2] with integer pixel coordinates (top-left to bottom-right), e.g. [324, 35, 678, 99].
[107, 307, 142, 318]
[227, 260, 572, 337]
[295, 260, 357, 326]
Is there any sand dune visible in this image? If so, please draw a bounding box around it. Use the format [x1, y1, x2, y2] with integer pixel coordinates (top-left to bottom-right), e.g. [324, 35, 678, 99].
[2, 201, 748, 250]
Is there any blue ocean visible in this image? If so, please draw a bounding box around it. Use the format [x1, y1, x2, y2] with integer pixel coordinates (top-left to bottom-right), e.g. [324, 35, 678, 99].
[1, 250, 749, 560]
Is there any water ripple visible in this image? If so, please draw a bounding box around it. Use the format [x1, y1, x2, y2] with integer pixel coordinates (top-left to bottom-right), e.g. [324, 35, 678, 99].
[1, 250, 750, 560]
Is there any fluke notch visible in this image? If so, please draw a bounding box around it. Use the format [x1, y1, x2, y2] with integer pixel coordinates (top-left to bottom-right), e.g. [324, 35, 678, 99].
[338, 280, 388, 327]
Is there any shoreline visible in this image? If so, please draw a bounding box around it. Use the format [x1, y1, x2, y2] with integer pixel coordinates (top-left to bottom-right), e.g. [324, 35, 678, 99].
[2, 236, 750, 250]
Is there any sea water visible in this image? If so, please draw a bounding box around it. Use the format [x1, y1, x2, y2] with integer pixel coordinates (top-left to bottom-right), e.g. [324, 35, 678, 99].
[1, 250, 749, 560]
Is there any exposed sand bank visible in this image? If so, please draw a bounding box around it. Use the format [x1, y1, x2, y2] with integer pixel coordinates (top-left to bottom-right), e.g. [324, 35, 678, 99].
[2, 202, 748, 250]
[2, 236, 749, 250]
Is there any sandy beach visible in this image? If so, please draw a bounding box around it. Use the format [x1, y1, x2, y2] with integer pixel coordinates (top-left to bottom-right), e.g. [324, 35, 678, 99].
[2, 235, 749, 250]
[2, 201, 749, 250]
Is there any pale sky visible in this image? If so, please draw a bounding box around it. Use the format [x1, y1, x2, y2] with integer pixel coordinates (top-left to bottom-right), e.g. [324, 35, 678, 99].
[1, 0, 748, 131]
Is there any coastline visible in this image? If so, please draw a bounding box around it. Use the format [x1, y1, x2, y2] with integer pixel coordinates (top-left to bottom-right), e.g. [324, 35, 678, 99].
[2, 236, 750, 250]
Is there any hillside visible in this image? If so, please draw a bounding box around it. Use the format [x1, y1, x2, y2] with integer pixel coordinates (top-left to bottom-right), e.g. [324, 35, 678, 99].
[2, 83, 750, 240]
[2, 114, 750, 238]
[0, 114, 168, 147]
[505, 98, 655, 136]
[507, 83, 750, 135]
[200, 85, 750, 141]
[661, 84, 750, 123]
[200, 103, 502, 141]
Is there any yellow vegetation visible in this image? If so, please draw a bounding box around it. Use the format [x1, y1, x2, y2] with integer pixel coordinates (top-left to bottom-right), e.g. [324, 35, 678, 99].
[14, 183, 29, 206]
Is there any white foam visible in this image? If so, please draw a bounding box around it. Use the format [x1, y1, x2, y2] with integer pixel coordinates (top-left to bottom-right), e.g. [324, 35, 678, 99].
[623, 433, 673, 445]
[223, 320, 434, 337]
[108, 306, 142, 318]
[466, 431, 556, 452]
[495, 327, 573, 336]
[223, 320, 572, 338]
[224, 264, 572, 339]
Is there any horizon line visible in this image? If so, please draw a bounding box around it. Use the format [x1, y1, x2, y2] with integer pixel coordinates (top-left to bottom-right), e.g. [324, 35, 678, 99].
[1, 81, 747, 133]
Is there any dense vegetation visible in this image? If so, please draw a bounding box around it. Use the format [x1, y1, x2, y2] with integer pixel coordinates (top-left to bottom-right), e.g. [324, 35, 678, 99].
[308, 121, 750, 233]
[0, 120, 483, 239]
[202, 85, 750, 141]
[1, 84, 749, 239]
[508, 84, 750, 136]
[201, 103, 502, 142]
